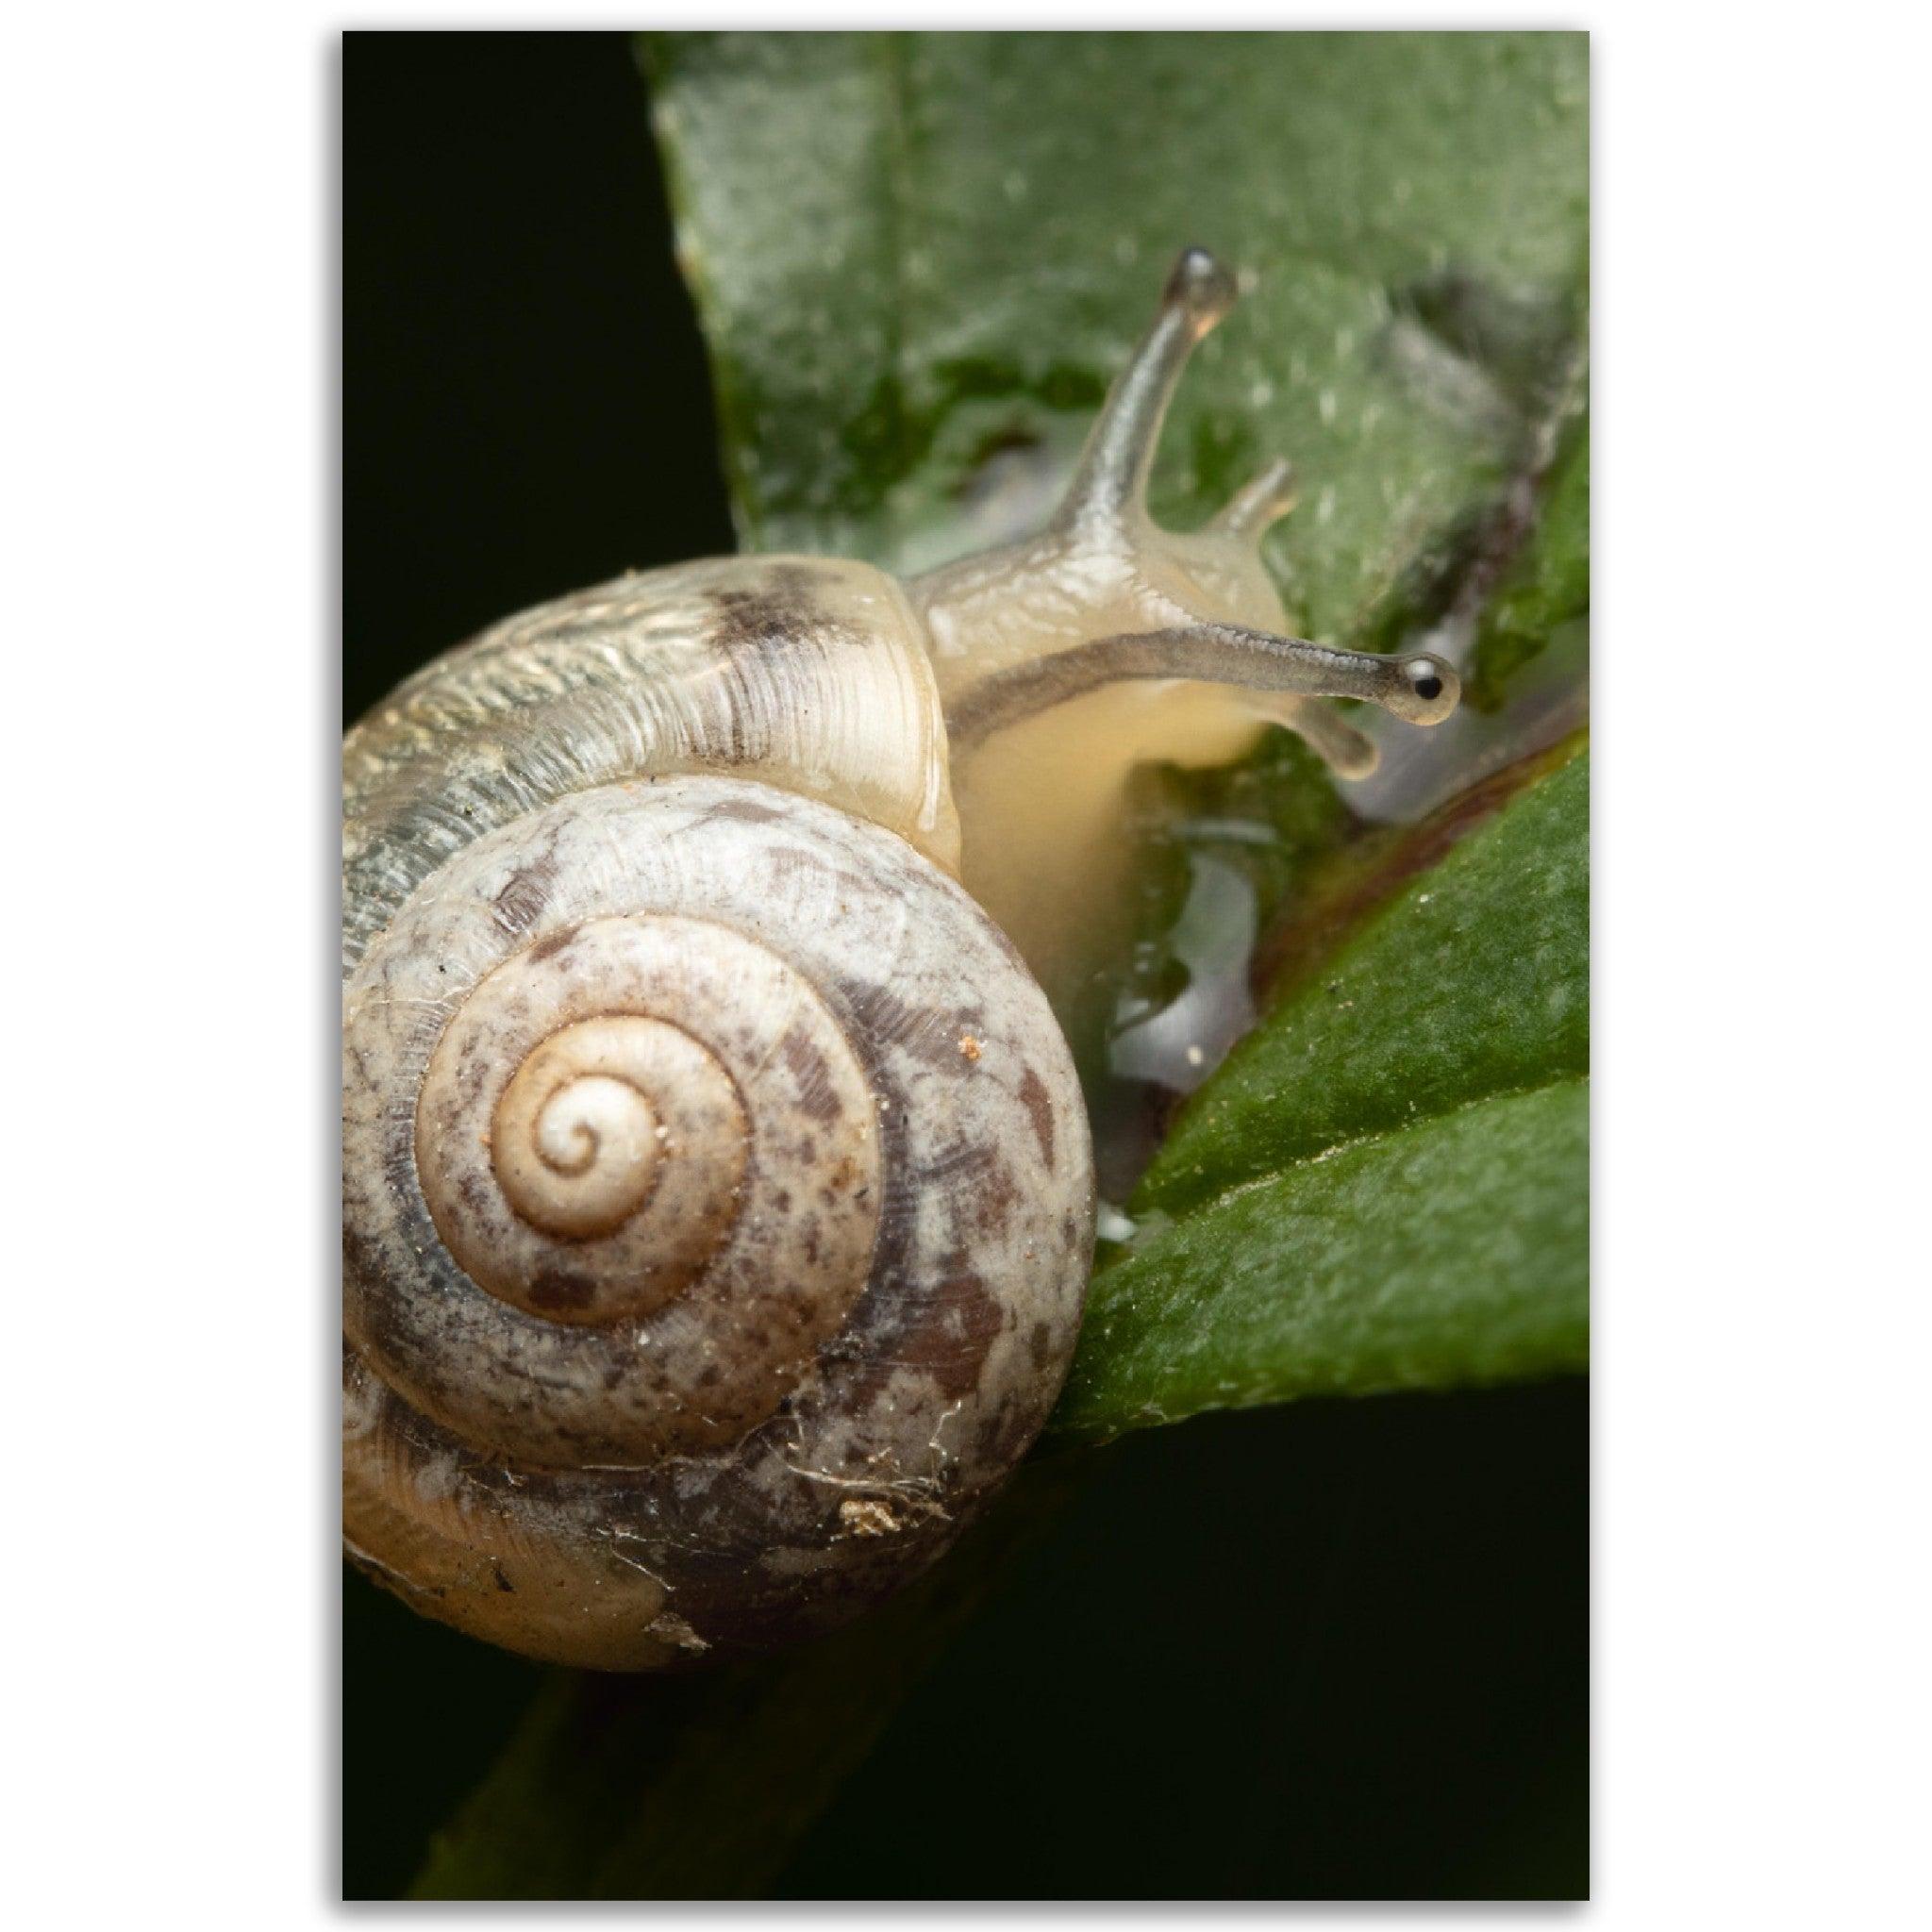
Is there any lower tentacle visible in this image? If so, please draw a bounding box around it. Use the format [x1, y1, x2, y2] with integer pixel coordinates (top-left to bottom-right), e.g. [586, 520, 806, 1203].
[1246, 692, 1381, 779]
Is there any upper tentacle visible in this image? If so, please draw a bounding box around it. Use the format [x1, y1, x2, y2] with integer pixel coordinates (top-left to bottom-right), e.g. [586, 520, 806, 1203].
[946, 621, 1458, 749]
[1054, 246, 1238, 532]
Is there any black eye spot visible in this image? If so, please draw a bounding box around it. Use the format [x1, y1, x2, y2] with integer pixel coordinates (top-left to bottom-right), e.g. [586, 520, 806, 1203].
[1411, 671, 1443, 702]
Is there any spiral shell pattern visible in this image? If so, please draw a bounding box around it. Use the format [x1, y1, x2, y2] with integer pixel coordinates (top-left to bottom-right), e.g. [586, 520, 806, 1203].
[343, 774, 1093, 1668]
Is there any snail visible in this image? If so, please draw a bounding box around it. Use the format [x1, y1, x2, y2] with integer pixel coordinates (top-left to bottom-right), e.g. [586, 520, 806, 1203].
[342, 246, 1458, 1670]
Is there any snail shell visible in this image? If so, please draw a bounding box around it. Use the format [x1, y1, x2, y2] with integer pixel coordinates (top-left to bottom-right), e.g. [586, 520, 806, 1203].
[345, 771, 1091, 1668]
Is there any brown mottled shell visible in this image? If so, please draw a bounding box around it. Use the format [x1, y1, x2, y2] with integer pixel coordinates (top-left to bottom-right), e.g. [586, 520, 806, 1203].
[343, 774, 1093, 1669]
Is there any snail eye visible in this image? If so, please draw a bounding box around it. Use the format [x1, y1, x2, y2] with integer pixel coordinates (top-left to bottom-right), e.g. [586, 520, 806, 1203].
[1408, 667, 1444, 703]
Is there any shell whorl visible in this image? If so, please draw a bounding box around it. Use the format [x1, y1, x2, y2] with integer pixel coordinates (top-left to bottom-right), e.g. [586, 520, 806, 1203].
[386, 908, 887, 1466]
[342, 774, 1094, 1668]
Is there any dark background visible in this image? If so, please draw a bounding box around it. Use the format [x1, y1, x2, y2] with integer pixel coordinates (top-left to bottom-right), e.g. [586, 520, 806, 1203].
[343, 30, 1588, 1901]
[344, 31, 732, 724]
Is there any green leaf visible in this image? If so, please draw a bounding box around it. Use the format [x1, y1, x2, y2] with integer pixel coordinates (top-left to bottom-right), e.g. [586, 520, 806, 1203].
[643, 23, 1590, 1137]
[1468, 412, 1591, 710]
[1055, 1077, 1587, 1439]
[1053, 742, 1587, 1439]
[1146, 742, 1586, 1214]
[642, 30, 1588, 645]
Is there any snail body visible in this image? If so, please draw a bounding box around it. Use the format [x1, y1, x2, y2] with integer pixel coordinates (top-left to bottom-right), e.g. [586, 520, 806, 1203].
[344, 249, 1458, 1668]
